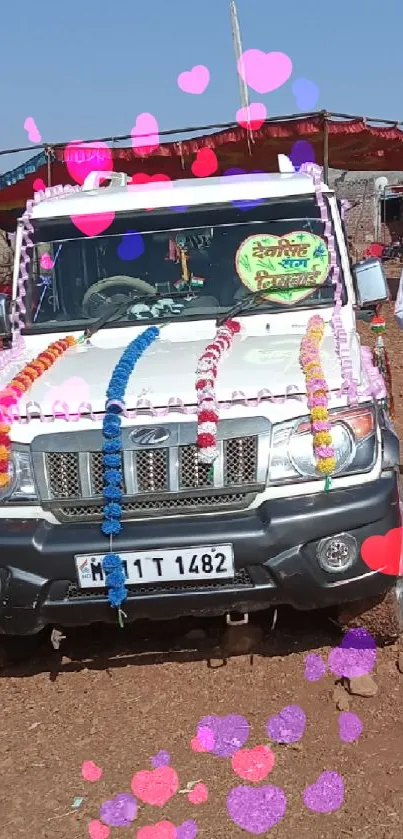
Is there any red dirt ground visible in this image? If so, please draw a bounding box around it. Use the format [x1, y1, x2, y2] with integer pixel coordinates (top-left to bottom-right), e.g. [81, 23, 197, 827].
[0, 302, 402, 839]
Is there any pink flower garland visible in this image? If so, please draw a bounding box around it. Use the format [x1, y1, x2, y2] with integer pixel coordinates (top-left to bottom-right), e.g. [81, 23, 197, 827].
[195, 319, 241, 463]
[299, 162, 358, 404]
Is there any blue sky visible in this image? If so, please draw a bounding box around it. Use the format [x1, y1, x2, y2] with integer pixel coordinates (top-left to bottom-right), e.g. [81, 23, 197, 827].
[1, 0, 402, 173]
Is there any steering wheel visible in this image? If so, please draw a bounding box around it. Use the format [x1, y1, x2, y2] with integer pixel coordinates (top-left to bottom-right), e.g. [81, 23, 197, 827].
[82, 275, 157, 318]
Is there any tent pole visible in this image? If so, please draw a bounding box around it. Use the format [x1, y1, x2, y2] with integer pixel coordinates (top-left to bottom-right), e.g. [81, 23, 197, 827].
[45, 146, 52, 187]
[323, 111, 329, 182]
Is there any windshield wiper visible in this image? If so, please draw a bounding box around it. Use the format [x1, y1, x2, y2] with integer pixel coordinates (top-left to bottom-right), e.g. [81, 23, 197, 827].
[216, 283, 332, 326]
[83, 291, 159, 340]
[216, 291, 267, 326]
[83, 289, 203, 340]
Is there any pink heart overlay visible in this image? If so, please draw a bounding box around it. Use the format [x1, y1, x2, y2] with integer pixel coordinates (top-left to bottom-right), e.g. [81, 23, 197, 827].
[131, 766, 179, 807]
[231, 745, 275, 782]
[188, 783, 208, 805]
[137, 821, 176, 839]
[237, 50, 292, 94]
[24, 117, 42, 143]
[40, 253, 55, 271]
[190, 726, 215, 753]
[236, 103, 267, 131]
[88, 820, 110, 839]
[43, 377, 91, 413]
[81, 760, 103, 782]
[64, 141, 113, 185]
[70, 212, 115, 237]
[131, 113, 160, 156]
[177, 65, 210, 94]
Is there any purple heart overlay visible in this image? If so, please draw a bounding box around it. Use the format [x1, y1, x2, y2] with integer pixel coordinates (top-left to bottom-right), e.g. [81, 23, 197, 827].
[338, 711, 363, 743]
[221, 168, 266, 210]
[304, 653, 327, 682]
[328, 628, 377, 678]
[175, 819, 198, 839]
[151, 749, 171, 768]
[196, 714, 249, 757]
[266, 705, 306, 744]
[227, 784, 287, 833]
[303, 771, 344, 813]
[99, 793, 137, 827]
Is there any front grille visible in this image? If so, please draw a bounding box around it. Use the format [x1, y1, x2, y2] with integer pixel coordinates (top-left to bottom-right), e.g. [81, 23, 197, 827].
[44, 439, 257, 501]
[66, 568, 252, 600]
[32, 418, 269, 522]
[53, 492, 254, 522]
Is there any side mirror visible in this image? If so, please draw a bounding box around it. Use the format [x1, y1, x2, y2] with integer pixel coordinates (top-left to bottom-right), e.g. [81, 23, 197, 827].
[0, 293, 12, 345]
[353, 258, 389, 307]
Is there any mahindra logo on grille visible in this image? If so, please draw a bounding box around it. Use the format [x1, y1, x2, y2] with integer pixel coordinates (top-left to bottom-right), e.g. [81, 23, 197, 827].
[130, 427, 170, 446]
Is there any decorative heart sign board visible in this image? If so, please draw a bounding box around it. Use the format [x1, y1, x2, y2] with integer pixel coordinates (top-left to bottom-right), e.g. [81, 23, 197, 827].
[235, 231, 330, 305]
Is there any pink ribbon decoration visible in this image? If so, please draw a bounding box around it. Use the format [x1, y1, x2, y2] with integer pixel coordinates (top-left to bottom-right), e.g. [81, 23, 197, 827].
[300, 163, 359, 405]
[340, 199, 351, 223]
[360, 346, 386, 400]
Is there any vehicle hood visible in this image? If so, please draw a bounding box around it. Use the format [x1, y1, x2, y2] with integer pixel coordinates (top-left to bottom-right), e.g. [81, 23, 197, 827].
[6, 328, 361, 417]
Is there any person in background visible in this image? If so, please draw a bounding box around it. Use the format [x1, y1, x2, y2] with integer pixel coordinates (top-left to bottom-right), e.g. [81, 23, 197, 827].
[394, 264, 403, 328]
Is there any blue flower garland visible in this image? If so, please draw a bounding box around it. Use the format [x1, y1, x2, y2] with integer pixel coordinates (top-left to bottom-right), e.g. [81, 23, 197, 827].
[101, 326, 160, 625]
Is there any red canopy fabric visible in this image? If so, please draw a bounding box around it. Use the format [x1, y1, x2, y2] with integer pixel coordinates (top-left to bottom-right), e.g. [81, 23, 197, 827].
[1, 114, 403, 229]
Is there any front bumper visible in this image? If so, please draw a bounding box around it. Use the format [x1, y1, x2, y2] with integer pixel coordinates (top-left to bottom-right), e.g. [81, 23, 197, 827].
[0, 471, 400, 635]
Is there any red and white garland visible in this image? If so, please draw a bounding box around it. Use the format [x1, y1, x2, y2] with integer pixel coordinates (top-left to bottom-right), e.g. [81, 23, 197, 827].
[195, 319, 241, 463]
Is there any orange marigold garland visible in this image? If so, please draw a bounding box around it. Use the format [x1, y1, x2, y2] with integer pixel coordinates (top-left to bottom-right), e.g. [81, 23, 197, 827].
[0, 336, 78, 488]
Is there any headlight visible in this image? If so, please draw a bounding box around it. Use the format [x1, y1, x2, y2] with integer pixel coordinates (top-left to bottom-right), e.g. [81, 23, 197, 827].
[268, 407, 377, 484]
[0, 448, 38, 503]
[289, 422, 353, 478]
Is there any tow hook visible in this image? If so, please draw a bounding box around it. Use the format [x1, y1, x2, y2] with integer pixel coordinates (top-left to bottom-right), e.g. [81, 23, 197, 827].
[50, 628, 66, 650]
[226, 612, 249, 626]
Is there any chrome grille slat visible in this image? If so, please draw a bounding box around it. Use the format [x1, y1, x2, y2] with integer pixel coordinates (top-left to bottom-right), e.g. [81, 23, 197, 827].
[213, 440, 225, 488]
[78, 452, 92, 499]
[168, 447, 179, 493]
[34, 419, 269, 521]
[122, 450, 136, 495]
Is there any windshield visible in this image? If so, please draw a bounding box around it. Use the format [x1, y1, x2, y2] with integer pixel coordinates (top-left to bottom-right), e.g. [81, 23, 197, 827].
[25, 195, 345, 332]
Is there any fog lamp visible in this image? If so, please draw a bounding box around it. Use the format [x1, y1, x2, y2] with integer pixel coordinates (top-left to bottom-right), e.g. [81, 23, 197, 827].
[317, 533, 358, 573]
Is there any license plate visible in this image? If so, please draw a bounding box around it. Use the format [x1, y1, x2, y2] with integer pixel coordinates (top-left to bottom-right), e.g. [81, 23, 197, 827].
[75, 544, 234, 589]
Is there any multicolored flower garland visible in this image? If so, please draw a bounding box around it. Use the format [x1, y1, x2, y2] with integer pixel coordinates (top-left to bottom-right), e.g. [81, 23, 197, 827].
[195, 319, 241, 464]
[0, 336, 78, 487]
[299, 315, 336, 487]
[101, 326, 160, 624]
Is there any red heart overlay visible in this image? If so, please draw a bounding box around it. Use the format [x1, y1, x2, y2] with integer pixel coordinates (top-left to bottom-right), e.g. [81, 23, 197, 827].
[129, 173, 172, 187]
[231, 745, 275, 782]
[191, 148, 218, 178]
[137, 821, 176, 839]
[128, 174, 172, 211]
[360, 527, 403, 576]
[131, 766, 178, 807]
